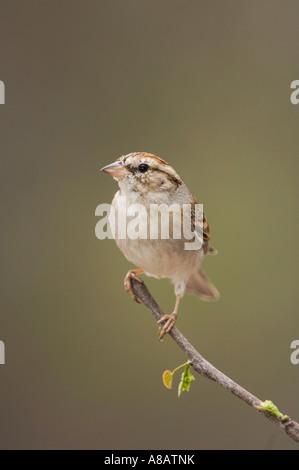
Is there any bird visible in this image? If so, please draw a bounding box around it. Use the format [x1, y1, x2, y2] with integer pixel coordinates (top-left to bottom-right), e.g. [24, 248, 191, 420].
[101, 152, 219, 340]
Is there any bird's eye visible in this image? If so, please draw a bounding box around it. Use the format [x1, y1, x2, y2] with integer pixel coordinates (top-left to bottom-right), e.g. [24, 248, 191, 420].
[138, 163, 149, 173]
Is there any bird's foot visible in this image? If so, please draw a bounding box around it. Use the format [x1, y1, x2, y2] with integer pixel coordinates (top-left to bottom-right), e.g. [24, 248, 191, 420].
[124, 269, 144, 303]
[157, 312, 177, 341]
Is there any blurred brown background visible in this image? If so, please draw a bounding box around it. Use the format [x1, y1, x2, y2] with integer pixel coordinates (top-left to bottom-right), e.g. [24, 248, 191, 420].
[0, 0, 298, 450]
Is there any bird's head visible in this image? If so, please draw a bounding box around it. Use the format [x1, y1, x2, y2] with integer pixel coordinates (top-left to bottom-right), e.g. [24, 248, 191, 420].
[101, 152, 182, 197]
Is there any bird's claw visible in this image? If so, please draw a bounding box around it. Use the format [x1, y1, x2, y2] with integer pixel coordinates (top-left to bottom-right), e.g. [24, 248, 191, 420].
[124, 270, 144, 303]
[157, 312, 177, 341]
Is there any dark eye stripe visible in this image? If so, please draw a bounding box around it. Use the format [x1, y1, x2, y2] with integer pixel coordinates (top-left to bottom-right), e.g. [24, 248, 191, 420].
[125, 162, 182, 187]
[151, 167, 182, 186]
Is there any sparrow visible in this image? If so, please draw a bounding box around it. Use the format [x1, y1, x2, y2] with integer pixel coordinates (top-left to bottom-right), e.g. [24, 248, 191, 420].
[101, 152, 219, 340]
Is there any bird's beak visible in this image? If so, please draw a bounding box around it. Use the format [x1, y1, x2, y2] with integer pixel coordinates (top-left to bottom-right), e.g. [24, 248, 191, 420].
[101, 160, 129, 178]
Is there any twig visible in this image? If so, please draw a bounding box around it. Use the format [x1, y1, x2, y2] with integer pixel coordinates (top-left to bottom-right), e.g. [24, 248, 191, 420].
[131, 279, 299, 445]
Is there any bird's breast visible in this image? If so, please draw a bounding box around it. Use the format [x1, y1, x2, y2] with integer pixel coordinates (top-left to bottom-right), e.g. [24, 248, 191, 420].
[109, 191, 203, 282]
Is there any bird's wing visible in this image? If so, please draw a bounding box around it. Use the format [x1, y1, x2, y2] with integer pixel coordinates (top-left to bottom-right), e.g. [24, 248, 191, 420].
[190, 203, 213, 255]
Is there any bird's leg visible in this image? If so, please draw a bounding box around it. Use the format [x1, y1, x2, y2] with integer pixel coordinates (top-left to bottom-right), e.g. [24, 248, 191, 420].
[157, 294, 181, 341]
[124, 268, 144, 303]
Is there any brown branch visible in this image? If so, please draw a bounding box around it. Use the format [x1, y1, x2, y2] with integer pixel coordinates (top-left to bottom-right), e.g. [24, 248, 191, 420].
[131, 279, 299, 445]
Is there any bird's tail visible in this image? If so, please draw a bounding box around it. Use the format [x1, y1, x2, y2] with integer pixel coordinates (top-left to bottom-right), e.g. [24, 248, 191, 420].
[186, 268, 219, 301]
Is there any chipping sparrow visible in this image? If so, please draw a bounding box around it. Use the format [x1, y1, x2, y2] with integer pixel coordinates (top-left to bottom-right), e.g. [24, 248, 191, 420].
[101, 152, 219, 340]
